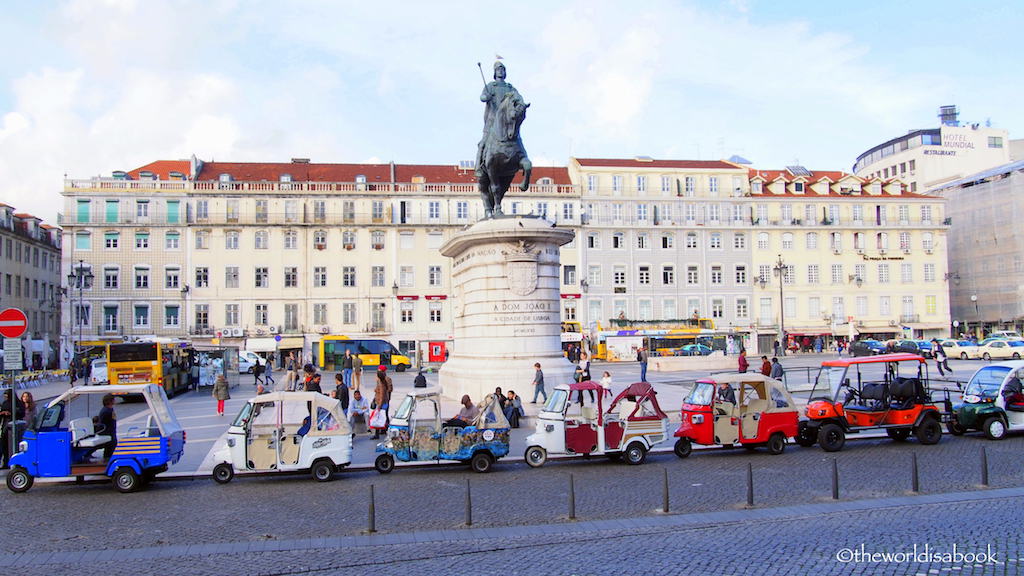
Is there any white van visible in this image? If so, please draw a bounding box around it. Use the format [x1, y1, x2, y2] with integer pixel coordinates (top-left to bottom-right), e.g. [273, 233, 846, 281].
[89, 358, 108, 385]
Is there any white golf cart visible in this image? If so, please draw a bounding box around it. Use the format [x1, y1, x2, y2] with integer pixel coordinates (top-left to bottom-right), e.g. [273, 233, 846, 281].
[211, 391, 352, 483]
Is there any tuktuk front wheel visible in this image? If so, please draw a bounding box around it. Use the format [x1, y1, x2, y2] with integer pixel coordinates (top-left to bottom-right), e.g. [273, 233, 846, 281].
[212, 462, 234, 484]
[374, 454, 395, 474]
[817, 423, 846, 452]
[983, 416, 1007, 441]
[946, 420, 966, 436]
[5, 467, 33, 493]
[524, 446, 547, 468]
[623, 442, 647, 465]
[673, 437, 693, 459]
[767, 432, 786, 455]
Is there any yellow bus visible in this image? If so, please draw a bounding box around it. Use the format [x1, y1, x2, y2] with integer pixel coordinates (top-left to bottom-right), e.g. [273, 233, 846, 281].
[106, 341, 192, 397]
[317, 336, 413, 372]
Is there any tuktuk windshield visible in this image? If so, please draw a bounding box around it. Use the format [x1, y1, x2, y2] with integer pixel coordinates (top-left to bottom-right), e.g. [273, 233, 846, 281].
[394, 395, 415, 421]
[964, 366, 1010, 398]
[544, 389, 568, 414]
[146, 387, 181, 433]
[684, 382, 715, 406]
[810, 366, 847, 401]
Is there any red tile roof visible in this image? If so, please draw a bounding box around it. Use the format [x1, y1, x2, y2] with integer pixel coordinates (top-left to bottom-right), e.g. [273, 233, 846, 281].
[128, 160, 191, 180]
[748, 168, 935, 198]
[194, 161, 572, 186]
[13, 213, 40, 220]
[574, 158, 742, 170]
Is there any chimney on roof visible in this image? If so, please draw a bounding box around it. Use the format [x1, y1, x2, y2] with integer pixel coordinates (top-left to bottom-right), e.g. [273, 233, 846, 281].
[390, 161, 396, 183]
[291, 158, 310, 164]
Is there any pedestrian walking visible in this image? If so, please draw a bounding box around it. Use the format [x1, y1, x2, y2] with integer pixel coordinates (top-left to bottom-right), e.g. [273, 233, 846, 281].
[932, 339, 951, 377]
[531, 362, 547, 404]
[738, 349, 749, 373]
[253, 357, 264, 386]
[334, 373, 350, 415]
[600, 370, 613, 397]
[773, 340, 781, 357]
[837, 339, 845, 356]
[352, 353, 363, 391]
[284, 352, 298, 391]
[341, 349, 354, 389]
[770, 357, 784, 380]
[372, 366, 393, 439]
[264, 353, 275, 387]
[212, 374, 230, 416]
[638, 346, 650, 382]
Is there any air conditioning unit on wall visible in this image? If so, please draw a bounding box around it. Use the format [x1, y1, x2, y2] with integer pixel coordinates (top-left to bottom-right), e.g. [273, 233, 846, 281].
[268, 325, 279, 334]
[318, 325, 330, 334]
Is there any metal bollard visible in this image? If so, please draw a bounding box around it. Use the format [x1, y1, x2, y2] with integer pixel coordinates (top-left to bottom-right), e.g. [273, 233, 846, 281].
[831, 458, 839, 500]
[662, 467, 670, 513]
[981, 447, 989, 487]
[911, 453, 920, 493]
[746, 463, 754, 507]
[569, 473, 576, 520]
[465, 478, 472, 526]
[368, 484, 377, 533]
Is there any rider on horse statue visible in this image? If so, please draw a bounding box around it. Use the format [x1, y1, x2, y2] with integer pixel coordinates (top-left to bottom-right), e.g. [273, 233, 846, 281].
[476, 60, 532, 219]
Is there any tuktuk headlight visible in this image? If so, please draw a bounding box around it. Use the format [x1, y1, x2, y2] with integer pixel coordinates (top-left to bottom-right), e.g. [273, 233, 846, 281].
[227, 438, 236, 448]
[818, 409, 828, 417]
[388, 428, 399, 439]
[691, 414, 704, 424]
[545, 424, 555, 433]
[17, 441, 27, 453]
[964, 395, 981, 404]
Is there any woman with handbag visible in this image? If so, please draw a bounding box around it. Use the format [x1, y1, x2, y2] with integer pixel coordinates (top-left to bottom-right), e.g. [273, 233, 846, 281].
[372, 366, 393, 439]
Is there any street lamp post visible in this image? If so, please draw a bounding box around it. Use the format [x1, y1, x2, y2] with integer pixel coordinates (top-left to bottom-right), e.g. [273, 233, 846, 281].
[67, 260, 94, 366]
[970, 294, 979, 338]
[757, 254, 787, 355]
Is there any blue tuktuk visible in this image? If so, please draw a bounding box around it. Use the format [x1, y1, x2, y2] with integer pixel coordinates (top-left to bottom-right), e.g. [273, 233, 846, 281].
[6, 384, 185, 493]
[374, 389, 509, 473]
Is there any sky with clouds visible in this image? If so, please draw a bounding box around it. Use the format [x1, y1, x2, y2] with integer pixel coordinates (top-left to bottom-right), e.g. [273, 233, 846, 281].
[1, 0, 1020, 222]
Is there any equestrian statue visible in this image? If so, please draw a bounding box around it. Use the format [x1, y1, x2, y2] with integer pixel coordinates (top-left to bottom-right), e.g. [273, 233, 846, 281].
[475, 60, 532, 218]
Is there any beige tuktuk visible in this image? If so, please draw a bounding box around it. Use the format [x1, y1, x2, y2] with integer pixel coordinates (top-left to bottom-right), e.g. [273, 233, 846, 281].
[211, 391, 352, 483]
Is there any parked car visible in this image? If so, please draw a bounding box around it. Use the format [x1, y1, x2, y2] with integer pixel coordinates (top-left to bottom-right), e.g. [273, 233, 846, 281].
[894, 340, 932, 358]
[848, 339, 885, 357]
[976, 340, 1024, 361]
[989, 331, 1022, 340]
[948, 361, 1024, 439]
[678, 344, 712, 356]
[238, 350, 261, 374]
[89, 358, 109, 385]
[939, 339, 980, 360]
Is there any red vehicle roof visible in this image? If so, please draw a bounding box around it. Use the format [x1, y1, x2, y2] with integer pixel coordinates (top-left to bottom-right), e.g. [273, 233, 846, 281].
[821, 352, 925, 367]
[607, 382, 668, 419]
[569, 380, 606, 392]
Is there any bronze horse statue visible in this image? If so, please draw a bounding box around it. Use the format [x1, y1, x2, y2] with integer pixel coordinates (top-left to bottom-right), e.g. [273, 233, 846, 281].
[478, 91, 532, 218]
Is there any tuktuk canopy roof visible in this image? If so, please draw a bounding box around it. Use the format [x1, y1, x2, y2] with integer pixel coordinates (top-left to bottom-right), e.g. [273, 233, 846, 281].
[48, 384, 183, 437]
[558, 380, 605, 392]
[607, 381, 668, 419]
[248, 390, 351, 435]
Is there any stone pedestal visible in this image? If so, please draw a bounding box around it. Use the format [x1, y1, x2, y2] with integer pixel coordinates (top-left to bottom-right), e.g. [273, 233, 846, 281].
[439, 216, 576, 402]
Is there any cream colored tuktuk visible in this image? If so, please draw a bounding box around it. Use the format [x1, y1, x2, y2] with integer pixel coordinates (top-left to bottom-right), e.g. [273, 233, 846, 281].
[211, 391, 352, 483]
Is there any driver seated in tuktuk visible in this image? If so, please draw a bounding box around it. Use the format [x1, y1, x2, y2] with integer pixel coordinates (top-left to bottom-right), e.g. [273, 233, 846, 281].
[715, 380, 736, 415]
[1003, 371, 1024, 412]
[444, 395, 480, 428]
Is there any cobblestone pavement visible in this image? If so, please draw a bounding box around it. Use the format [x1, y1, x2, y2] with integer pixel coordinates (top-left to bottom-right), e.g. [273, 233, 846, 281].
[4, 491, 1021, 575]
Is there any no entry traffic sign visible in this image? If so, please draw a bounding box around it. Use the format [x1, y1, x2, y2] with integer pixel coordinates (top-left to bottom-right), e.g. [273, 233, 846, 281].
[0, 308, 28, 339]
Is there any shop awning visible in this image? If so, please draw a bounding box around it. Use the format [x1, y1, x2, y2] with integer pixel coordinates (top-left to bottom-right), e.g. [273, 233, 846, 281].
[859, 326, 901, 334]
[278, 337, 305, 349]
[906, 323, 948, 331]
[246, 337, 278, 352]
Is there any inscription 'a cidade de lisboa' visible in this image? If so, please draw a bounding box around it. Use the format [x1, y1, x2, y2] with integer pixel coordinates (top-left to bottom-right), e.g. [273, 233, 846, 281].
[493, 301, 553, 312]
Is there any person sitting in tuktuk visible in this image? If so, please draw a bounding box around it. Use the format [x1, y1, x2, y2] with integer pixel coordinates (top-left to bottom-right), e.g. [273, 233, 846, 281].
[445, 395, 480, 428]
[1003, 370, 1024, 411]
[716, 381, 736, 405]
[296, 415, 311, 437]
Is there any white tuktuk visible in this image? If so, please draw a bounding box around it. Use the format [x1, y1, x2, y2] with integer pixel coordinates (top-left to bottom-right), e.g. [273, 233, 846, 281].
[211, 391, 352, 483]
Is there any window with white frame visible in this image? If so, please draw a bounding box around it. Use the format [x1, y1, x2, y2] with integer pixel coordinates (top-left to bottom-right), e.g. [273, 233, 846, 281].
[611, 203, 623, 221]
[709, 233, 722, 249]
[922, 232, 934, 250]
[781, 232, 794, 250]
[923, 263, 935, 282]
[588, 265, 601, 286]
[224, 304, 239, 326]
[255, 267, 269, 288]
[708, 176, 719, 195]
[661, 233, 674, 249]
[735, 298, 748, 318]
[613, 266, 626, 286]
[710, 299, 723, 319]
[343, 303, 356, 325]
[711, 266, 723, 284]
[637, 232, 649, 249]
[686, 232, 698, 249]
[165, 231, 180, 250]
[588, 232, 600, 249]
[136, 200, 150, 219]
[195, 267, 209, 288]
[612, 232, 625, 249]
[852, 205, 863, 223]
[224, 231, 239, 250]
[373, 230, 386, 250]
[661, 176, 672, 194]
[562, 203, 574, 221]
[284, 304, 298, 331]
[134, 267, 150, 289]
[400, 266, 414, 287]
[854, 264, 866, 282]
[899, 232, 911, 250]
[342, 266, 356, 287]
[429, 301, 442, 323]
[807, 264, 819, 284]
[920, 205, 932, 224]
[758, 264, 771, 283]
[342, 230, 356, 249]
[224, 266, 239, 288]
[637, 203, 648, 221]
[456, 201, 469, 220]
[165, 267, 179, 289]
[134, 304, 149, 328]
[900, 263, 913, 283]
[429, 265, 442, 286]
[400, 302, 415, 323]
[587, 174, 598, 193]
[638, 299, 652, 320]
[684, 203, 697, 222]
[687, 266, 698, 284]
[255, 230, 268, 249]
[284, 267, 298, 288]
[314, 266, 327, 287]
[684, 176, 695, 197]
[707, 204, 721, 222]
[612, 175, 623, 194]
[734, 233, 746, 250]
[808, 297, 820, 319]
[428, 201, 441, 221]
[371, 266, 385, 287]
[638, 266, 650, 285]
[636, 175, 647, 193]
[830, 264, 843, 285]
[314, 230, 327, 250]
[901, 295, 914, 316]
[164, 305, 179, 327]
[313, 303, 327, 325]
[832, 296, 845, 319]
[878, 263, 890, 284]
[805, 232, 818, 249]
[284, 230, 298, 249]
[735, 265, 747, 284]
[757, 232, 769, 250]
[856, 296, 868, 317]
[254, 304, 268, 325]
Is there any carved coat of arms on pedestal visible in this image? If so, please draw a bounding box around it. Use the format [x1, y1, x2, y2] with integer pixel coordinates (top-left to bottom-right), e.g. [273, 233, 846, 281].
[503, 240, 539, 296]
